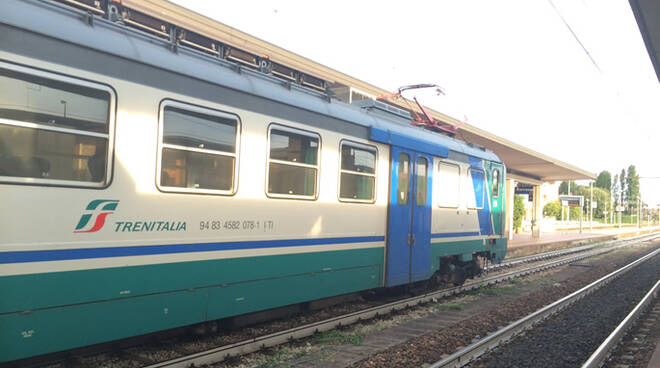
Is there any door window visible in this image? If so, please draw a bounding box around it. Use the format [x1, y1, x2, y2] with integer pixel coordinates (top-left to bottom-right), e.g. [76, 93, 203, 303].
[415, 157, 428, 206]
[492, 168, 500, 198]
[397, 153, 410, 205]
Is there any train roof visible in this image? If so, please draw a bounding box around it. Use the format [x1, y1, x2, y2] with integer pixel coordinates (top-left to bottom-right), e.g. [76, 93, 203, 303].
[3, 0, 501, 163]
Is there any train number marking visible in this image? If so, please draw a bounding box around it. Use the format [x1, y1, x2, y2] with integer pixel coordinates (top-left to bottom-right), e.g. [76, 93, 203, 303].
[21, 330, 35, 339]
[199, 219, 274, 232]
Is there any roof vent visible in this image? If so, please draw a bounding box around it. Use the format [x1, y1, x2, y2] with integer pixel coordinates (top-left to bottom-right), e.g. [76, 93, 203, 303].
[121, 7, 171, 40]
[178, 29, 219, 56]
[54, 0, 105, 15]
[353, 99, 412, 122]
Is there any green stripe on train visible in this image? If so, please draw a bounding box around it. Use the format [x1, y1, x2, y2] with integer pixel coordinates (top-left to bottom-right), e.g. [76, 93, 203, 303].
[0, 247, 383, 363]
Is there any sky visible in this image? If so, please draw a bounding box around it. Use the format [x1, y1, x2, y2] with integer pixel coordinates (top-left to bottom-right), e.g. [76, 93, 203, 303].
[171, 0, 660, 206]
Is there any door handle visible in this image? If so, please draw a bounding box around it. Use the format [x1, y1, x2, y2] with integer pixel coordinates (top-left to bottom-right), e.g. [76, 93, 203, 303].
[408, 234, 415, 246]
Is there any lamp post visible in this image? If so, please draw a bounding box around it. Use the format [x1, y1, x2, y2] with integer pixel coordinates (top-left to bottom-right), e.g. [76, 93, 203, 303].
[60, 100, 67, 119]
[589, 181, 593, 232]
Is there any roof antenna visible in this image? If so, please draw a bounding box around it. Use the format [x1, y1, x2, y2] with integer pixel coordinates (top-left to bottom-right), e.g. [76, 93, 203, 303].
[376, 84, 463, 136]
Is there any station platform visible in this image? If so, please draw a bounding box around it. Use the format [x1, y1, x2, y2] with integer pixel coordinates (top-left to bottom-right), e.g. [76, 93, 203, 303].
[506, 226, 660, 258]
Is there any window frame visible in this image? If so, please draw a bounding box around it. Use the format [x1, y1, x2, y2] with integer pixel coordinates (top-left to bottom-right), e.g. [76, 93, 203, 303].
[468, 168, 486, 210]
[436, 161, 461, 208]
[0, 61, 116, 188]
[265, 123, 321, 200]
[337, 140, 378, 204]
[156, 99, 241, 196]
[491, 168, 500, 198]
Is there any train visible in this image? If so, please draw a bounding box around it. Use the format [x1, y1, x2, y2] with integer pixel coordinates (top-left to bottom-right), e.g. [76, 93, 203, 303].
[0, 0, 507, 363]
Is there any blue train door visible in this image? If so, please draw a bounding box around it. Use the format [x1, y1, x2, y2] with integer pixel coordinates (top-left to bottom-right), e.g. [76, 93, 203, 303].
[386, 146, 433, 286]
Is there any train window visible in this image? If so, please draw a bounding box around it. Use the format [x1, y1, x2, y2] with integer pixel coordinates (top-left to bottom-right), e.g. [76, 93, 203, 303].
[397, 153, 410, 205]
[267, 125, 320, 199]
[0, 65, 113, 187]
[469, 169, 485, 209]
[338, 141, 376, 202]
[437, 162, 460, 208]
[492, 168, 500, 198]
[158, 101, 239, 194]
[415, 157, 428, 206]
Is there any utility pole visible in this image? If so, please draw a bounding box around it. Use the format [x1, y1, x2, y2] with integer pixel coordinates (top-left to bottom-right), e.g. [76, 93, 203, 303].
[618, 190, 622, 227]
[60, 100, 67, 118]
[638, 197, 641, 228]
[567, 181, 571, 222]
[589, 181, 593, 232]
[579, 200, 583, 234]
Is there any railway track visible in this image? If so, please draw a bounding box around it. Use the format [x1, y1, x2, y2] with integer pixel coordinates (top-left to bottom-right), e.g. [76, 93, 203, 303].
[585, 279, 660, 368]
[429, 242, 660, 368]
[31, 233, 658, 368]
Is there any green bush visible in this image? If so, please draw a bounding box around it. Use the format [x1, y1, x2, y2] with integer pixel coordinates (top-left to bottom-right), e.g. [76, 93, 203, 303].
[543, 200, 561, 220]
[513, 195, 524, 230]
[546, 199, 589, 221]
[569, 206, 581, 220]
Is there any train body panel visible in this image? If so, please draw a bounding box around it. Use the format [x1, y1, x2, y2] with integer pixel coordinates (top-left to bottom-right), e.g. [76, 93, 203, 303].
[0, 248, 382, 362]
[0, 0, 507, 362]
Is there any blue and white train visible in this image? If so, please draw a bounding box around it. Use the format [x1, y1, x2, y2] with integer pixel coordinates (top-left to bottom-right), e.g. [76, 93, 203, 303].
[0, 0, 507, 362]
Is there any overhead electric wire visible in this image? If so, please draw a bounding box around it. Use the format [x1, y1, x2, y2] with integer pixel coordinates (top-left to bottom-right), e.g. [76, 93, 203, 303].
[547, 0, 603, 74]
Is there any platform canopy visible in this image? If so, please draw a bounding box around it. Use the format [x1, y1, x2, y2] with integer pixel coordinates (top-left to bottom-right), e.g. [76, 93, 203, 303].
[123, 0, 595, 183]
[629, 0, 660, 83]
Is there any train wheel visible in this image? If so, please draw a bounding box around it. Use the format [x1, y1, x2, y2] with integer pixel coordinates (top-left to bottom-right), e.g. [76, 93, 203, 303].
[450, 267, 466, 286]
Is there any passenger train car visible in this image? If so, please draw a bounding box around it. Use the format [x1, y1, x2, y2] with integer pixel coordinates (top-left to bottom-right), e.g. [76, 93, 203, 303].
[0, 0, 506, 362]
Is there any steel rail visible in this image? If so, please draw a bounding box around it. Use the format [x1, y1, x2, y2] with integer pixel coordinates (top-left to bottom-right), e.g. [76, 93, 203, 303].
[144, 233, 660, 368]
[580, 278, 660, 368]
[489, 231, 656, 271]
[487, 240, 613, 271]
[428, 247, 660, 368]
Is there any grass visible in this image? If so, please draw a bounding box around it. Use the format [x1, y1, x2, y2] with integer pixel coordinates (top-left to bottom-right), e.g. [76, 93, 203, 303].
[434, 301, 466, 311]
[465, 284, 518, 297]
[312, 329, 363, 346]
[507, 277, 526, 285]
[254, 347, 309, 368]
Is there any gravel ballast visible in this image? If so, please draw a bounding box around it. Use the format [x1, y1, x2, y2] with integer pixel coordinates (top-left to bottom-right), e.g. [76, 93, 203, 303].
[473, 251, 660, 368]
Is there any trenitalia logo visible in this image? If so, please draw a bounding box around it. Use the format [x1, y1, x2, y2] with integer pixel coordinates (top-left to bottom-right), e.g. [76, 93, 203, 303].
[73, 200, 119, 233]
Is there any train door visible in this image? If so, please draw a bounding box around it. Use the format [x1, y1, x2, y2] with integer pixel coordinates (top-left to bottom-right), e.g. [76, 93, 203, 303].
[486, 162, 505, 235]
[386, 146, 433, 286]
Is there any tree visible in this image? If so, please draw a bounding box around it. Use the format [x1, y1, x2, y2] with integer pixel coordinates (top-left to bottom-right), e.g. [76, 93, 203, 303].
[559, 180, 576, 195]
[626, 165, 640, 212]
[595, 171, 611, 191]
[612, 174, 620, 205]
[589, 187, 611, 220]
